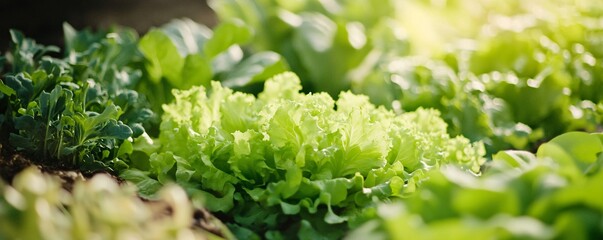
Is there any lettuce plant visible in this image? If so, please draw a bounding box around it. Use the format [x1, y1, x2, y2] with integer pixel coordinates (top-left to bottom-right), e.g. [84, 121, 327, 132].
[122, 72, 485, 239]
[348, 132, 603, 240]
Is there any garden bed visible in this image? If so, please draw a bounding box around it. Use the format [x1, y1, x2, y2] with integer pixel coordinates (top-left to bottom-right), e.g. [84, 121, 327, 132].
[2, 0, 603, 239]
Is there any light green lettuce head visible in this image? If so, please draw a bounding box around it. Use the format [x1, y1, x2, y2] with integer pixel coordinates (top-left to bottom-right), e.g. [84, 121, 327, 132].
[125, 72, 485, 239]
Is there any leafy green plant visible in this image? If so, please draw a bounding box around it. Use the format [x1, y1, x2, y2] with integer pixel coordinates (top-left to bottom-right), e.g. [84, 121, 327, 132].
[0, 168, 233, 240]
[62, 23, 154, 136]
[136, 18, 289, 113]
[360, 57, 541, 154]
[349, 132, 603, 240]
[425, 0, 603, 141]
[0, 28, 151, 171]
[451, 3, 603, 140]
[121, 72, 485, 239]
[209, 0, 408, 96]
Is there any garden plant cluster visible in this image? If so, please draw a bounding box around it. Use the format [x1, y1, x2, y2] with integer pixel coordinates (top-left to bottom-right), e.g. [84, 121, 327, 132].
[1, 0, 603, 239]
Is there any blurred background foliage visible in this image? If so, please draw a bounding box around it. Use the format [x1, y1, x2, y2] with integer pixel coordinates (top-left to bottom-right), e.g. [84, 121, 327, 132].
[0, 0, 217, 51]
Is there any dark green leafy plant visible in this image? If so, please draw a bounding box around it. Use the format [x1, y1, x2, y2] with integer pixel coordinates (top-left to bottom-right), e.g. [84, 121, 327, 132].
[62, 23, 154, 137]
[0, 29, 149, 171]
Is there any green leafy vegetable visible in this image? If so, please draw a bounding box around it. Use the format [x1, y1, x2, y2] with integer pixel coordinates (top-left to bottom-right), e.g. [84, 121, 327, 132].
[137, 18, 289, 113]
[349, 132, 603, 240]
[209, 0, 407, 96]
[1, 28, 153, 171]
[122, 72, 485, 239]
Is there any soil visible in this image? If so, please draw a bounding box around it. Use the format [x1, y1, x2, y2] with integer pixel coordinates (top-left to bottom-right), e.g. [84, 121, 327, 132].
[0, 143, 33, 182]
[0, 140, 93, 191]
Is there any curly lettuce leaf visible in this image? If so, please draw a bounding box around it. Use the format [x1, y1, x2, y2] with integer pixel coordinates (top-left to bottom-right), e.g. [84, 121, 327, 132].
[125, 72, 485, 238]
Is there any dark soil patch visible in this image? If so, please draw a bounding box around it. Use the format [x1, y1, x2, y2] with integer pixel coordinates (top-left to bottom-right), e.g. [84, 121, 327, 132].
[0, 142, 87, 191]
[0, 142, 36, 183]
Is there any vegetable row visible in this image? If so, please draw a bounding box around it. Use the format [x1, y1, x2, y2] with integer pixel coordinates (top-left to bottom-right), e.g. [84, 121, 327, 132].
[1, 0, 602, 239]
